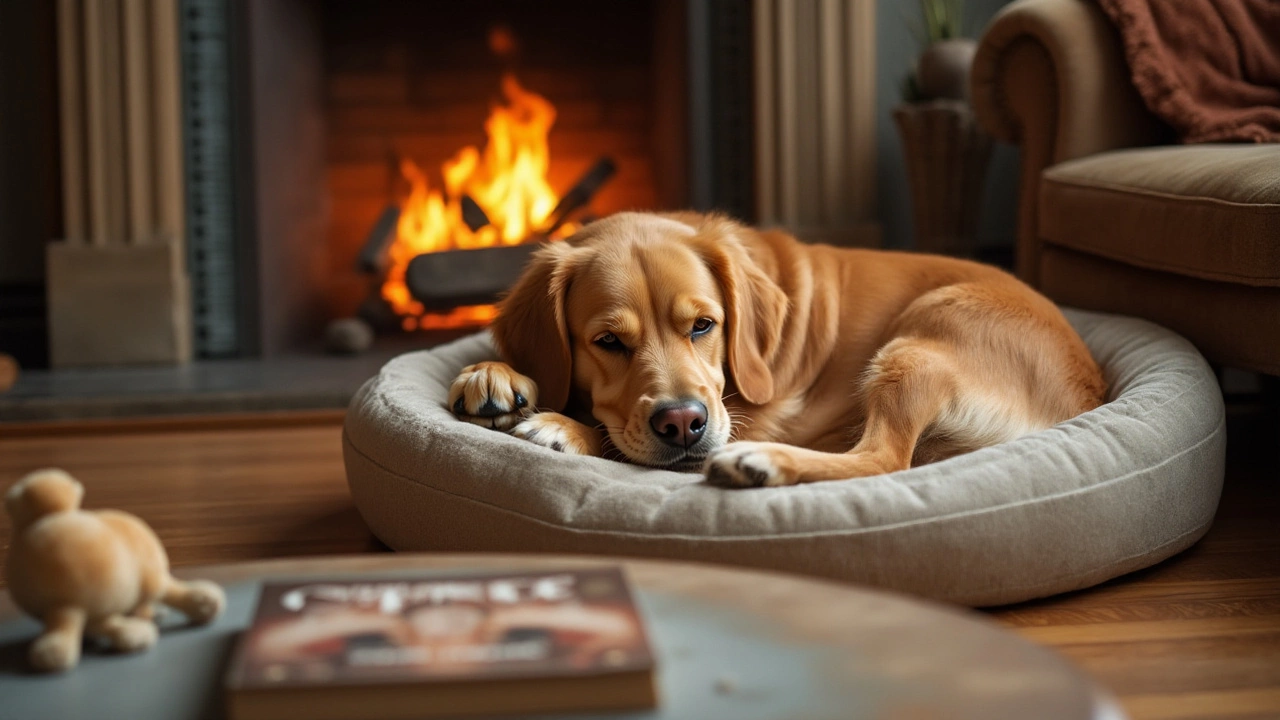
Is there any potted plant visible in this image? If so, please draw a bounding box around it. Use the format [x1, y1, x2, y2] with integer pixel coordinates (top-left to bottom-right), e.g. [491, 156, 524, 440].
[894, 0, 992, 257]
[907, 0, 978, 102]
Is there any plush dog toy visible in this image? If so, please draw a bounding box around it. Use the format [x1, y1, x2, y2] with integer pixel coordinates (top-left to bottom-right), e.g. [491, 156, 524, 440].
[4, 468, 226, 672]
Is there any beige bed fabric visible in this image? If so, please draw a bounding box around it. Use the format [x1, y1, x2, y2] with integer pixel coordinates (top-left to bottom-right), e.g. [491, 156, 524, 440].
[343, 309, 1225, 606]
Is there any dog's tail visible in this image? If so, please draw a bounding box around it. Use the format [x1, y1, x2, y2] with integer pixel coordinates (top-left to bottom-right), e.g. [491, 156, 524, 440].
[5, 468, 85, 530]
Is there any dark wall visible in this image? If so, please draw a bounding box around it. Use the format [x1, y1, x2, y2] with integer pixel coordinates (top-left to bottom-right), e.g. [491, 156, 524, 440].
[247, 0, 328, 356]
[875, 0, 1019, 256]
[0, 0, 59, 367]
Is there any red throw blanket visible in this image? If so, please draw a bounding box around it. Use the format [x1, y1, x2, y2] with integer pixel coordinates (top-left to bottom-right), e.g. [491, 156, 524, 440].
[1099, 0, 1280, 143]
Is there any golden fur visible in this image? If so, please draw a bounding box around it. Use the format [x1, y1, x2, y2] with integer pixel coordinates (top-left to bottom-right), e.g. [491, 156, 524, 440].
[4, 469, 225, 671]
[449, 212, 1105, 487]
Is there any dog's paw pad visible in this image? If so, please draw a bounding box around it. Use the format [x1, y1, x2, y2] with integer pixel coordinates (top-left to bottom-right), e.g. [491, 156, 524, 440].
[704, 444, 792, 488]
[512, 415, 593, 455]
[448, 362, 537, 431]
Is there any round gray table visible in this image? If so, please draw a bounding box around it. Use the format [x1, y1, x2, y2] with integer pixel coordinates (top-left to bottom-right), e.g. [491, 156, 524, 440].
[0, 554, 1123, 719]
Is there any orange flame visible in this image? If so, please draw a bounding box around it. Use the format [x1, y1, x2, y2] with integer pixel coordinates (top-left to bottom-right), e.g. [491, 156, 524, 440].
[381, 74, 572, 328]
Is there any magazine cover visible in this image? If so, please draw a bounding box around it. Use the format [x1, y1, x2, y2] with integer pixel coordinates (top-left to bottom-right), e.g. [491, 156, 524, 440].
[227, 567, 654, 689]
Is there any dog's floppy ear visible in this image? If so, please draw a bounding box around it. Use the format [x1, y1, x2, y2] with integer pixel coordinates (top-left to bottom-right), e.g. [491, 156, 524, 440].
[490, 242, 581, 412]
[693, 224, 788, 405]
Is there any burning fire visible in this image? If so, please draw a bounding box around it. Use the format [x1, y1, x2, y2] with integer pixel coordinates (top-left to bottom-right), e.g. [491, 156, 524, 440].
[382, 74, 573, 330]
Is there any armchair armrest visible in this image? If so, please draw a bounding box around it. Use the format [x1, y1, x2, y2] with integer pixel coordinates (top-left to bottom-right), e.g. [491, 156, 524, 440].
[970, 0, 1165, 283]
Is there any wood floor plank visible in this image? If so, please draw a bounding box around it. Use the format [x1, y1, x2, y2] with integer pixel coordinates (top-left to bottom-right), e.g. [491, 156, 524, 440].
[1054, 636, 1280, 695]
[1122, 688, 1280, 720]
[1015, 616, 1280, 645]
[997, 579, 1280, 626]
[0, 409, 347, 437]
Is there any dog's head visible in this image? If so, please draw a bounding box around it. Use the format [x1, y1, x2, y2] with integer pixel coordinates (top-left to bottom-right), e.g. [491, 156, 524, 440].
[5, 468, 84, 531]
[491, 212, 787, 469]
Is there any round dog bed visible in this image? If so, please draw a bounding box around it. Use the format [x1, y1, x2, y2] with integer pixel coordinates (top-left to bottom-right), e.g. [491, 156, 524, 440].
[343, 309, 1225, 606]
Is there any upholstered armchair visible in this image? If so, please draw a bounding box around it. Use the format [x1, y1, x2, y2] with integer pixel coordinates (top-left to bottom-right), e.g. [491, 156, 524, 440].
[971, 0, 1280, 375]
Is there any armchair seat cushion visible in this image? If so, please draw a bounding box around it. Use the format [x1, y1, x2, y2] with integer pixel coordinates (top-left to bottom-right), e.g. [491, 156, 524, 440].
[1040, 145, 1280, 287]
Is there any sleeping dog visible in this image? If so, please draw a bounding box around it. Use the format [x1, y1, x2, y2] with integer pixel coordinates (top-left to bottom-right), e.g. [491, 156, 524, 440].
[448, 212, 1105, 488]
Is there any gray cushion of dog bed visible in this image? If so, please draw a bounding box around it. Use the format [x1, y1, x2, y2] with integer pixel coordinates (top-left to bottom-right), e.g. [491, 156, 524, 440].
[343, 309, 1225, 606]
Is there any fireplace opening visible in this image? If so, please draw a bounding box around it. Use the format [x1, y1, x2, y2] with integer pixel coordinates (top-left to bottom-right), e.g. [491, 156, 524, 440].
[170, 0, 781, 360]
[317, 0, 676, 337]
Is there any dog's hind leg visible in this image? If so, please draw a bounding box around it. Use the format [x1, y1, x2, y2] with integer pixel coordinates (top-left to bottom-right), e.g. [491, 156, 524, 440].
[836, 337, 963, 475]
[29, 607, 86, 672]
[706, 338, 961, 487]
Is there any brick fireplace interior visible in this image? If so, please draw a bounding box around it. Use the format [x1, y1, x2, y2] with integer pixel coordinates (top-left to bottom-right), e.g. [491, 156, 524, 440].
[321, 0, 687, 327]
[222, 0, 701, 359]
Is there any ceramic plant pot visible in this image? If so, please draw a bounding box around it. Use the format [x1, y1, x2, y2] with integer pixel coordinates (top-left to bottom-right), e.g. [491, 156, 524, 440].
[916, 38, 978, 101]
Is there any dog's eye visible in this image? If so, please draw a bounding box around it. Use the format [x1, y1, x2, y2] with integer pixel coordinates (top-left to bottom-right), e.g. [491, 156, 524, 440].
[691, 318, 715, 337]
[594, 332, 626, 352]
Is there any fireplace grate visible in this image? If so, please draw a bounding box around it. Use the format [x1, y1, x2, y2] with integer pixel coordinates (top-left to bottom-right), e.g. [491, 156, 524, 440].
[181, 0, 246, 358]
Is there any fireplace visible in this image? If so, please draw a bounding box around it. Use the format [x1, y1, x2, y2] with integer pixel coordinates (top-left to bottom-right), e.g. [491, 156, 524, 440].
[30, 0, 877, 367]
[322, 1, 689, 336]
[179, 0, 717, 358]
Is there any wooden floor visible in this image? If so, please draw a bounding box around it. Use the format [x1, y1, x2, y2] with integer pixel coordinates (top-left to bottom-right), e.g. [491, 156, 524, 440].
[1, 405, 1276, 720]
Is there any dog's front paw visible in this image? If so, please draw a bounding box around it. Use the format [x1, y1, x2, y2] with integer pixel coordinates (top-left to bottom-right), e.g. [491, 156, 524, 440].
[511, 413, 602, 456]
[449, 361, 537, 431]
[704, 442, 798, 488]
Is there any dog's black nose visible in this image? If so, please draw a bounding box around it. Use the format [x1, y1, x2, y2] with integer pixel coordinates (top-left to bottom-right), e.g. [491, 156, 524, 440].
[649, 400, 708, 449]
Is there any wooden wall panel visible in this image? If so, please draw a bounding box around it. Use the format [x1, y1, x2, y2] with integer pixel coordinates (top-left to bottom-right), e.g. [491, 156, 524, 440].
[50, 0, 190, 366]
[59, 0, 185, 249]
[151, 0, 184, 242]
[123, 0, 153, 244]
[56, 0, 86, 243]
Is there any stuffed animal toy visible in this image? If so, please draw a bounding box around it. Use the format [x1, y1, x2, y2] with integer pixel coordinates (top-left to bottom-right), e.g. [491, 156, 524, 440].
[4, 468, 226, 672]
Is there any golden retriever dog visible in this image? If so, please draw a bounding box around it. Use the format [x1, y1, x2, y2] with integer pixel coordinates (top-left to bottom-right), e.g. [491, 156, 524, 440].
[448, 212, 1105, 488]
